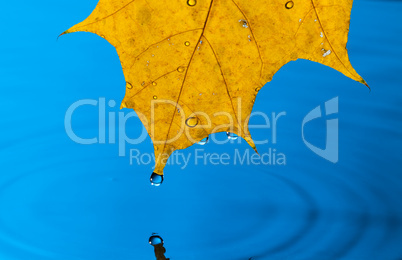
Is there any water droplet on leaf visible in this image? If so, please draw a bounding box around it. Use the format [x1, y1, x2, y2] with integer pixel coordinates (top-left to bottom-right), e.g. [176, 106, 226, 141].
[322, 49, 332, 57]
[285, 1, 294, 9]
[187, 0, 196, 7]
[185, 41, 190, 46]
[198, 137, 209, 145]
[153, 95, 158, 99]
[239, 19, 248, 28]
[126, 82, 133, 89]
[177, 66, 186, 73]
[150, 172, 164, 186]
[152, 82, 157, 86]
[227, 132, 239, 140]
[186, 117, 198, 127]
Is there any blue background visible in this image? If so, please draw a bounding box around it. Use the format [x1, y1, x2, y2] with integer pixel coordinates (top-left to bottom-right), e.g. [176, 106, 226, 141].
[0, 0, 401, 259]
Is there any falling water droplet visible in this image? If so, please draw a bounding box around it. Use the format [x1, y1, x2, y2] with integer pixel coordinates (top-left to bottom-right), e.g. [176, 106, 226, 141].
[187, 0, 197, 7]
[227, 132, 239, 140]
[177, 66, 186, 73]
[149, 235, 164, 245]
[285, 1, 294, 9]
[150, 172, 164, 186]
[153, 95, 158, 99]
[185, 117, 198, 127]
[185, 41, 190, 46]
[198, 137, 209, 145]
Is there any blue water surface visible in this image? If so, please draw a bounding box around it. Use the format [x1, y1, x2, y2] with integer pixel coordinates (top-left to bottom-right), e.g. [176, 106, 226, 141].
[0, 0, 401, 259]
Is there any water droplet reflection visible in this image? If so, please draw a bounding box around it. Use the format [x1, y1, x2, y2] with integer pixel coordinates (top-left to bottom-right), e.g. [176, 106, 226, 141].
[149, 234, 164, 245]
[148, 234, 169, 259]
[150, 172, 164, 186]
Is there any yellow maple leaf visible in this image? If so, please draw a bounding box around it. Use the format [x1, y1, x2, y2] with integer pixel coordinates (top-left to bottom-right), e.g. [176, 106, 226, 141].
[63, 0, 366, 178]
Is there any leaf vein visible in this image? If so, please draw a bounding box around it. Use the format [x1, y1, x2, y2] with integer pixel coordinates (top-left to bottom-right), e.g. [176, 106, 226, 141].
[160, 0, 215, 157]
[310, 0, 355, 77]
[231, 0, 264, 80]
[203, 36, 241, 134]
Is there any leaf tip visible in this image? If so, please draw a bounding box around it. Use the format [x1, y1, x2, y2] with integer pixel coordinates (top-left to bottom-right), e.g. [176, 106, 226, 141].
[253, 146, 260, 156]
[360, 79, 370, 92]
[57, 30, 70, 41]
[244, 135, 259, 155]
